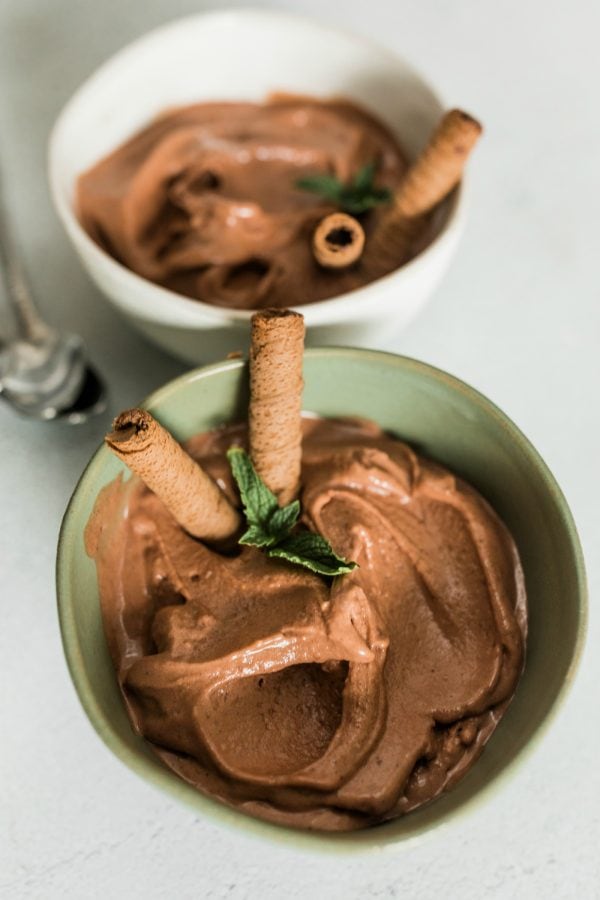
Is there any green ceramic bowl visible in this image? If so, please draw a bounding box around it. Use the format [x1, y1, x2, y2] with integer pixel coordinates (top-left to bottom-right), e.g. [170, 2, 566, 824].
[56, 348, 587, 851]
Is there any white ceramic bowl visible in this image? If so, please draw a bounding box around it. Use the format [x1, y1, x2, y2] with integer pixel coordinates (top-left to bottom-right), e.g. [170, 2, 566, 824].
[49, 9, 467, 364]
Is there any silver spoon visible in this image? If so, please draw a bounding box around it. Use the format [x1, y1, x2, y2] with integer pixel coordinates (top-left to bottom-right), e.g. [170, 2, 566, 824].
[0, 170, 107, 423]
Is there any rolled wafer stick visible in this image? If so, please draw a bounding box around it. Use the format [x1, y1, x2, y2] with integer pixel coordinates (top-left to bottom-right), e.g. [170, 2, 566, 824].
[105, 408, 241, 542]
[248, 309, 305, 505]
[378, 109, 482, 257]
[395, 109, 482, 218]
[312, 212, 365, 269]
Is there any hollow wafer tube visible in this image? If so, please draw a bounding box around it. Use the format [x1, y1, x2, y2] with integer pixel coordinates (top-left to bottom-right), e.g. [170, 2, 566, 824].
[313, 212, 365, 269]
[248, 309, 305, 505]
[378, 109, 482, 258]
[395, 109, 482, 218]
[105, 408, 241, 541]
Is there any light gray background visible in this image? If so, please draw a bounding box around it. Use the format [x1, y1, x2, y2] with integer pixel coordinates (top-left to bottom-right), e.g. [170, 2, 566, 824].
[1, 1, 598, 897]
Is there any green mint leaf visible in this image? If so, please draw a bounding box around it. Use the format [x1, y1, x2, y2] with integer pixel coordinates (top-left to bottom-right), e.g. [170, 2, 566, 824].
[227, 446, 279, 527]
[227, 448, 300, 546]
[227, 447, 357, 577]
[295, 174, 343, 203]
[239, 523, 275, 548]
[352, 161, 377, 192]
[268, 532, 358, 577]
[268, 500, 301, 536]
[347, 186, 393, 209]
[295, 162, 391, 216]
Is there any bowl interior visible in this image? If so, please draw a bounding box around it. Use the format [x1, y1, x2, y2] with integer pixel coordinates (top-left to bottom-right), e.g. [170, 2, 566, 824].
[57, 349, 586, 850]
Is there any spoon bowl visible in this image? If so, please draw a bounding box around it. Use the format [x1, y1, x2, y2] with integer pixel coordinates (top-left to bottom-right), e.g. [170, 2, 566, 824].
[0, 155, 107, 424]
[0, 331, 107, 422]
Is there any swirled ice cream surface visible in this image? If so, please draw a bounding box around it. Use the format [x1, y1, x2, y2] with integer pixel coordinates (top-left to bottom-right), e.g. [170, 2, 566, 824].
[76, 96, 431, 309]
[86, 417, 526, 831]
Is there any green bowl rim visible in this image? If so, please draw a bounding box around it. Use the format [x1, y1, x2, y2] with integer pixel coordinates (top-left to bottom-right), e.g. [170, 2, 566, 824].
[56, 347, 588, 853]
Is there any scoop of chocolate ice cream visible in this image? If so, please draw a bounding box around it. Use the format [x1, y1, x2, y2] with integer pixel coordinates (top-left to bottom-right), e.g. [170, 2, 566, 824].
[86, 417, 526, 831]
[76, 96, 424, 309]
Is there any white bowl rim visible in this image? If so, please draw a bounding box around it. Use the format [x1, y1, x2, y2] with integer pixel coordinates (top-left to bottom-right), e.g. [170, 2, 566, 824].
[48, 7, 468, 327]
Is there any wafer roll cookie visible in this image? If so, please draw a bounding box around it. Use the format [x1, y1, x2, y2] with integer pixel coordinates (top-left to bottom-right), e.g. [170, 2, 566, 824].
[374, 109, 482, 263]
[313, 213, 365, 269]
[249, 309, 305, 505]
[395, 109, 482, 219]
[105, 408, 240, 542]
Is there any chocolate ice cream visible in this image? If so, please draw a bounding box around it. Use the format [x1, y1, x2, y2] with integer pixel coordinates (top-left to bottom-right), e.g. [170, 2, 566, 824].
[86, 417, 526, 831]
[76, 96, 421, 308]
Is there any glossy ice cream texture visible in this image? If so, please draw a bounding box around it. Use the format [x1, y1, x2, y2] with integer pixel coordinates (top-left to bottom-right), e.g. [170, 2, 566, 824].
[86, 417, 526, 831]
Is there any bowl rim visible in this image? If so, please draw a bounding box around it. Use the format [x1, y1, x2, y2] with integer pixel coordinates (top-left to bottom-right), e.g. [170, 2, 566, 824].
[56, 347, 588, 853]
[47, 6, 467, 327]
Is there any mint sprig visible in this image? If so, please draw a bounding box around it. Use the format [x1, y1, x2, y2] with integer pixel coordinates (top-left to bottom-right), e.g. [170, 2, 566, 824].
[269, 532, 356, 576]
[295, 161, 392, 215]
[227, 447, 357, 577]
[227, 446, 300, 548]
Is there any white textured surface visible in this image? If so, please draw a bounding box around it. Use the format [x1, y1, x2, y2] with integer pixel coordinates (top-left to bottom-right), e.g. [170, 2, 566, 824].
[0, 1, 598, 897]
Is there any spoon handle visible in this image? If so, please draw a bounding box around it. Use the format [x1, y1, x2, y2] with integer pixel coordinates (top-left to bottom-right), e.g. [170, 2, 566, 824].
[0, 170, 52, 344]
